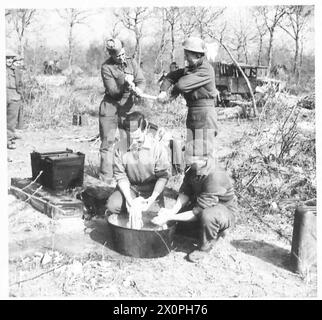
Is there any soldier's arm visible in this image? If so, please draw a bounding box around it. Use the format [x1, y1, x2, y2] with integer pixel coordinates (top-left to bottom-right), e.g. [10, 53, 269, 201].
[159, 69, 185, 92]
[14, 69, 23, 95]
[101, 64, 125, 98]
[113, 148, 134, 207]
[175, 70, 213, 93]
[149, 142, 171, 201]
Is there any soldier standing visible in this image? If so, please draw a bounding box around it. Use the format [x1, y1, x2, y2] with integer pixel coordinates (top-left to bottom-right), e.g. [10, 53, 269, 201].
[157, 37, 218, 155]
[99, 38, 146, 183]
[6, 50, 23, 150]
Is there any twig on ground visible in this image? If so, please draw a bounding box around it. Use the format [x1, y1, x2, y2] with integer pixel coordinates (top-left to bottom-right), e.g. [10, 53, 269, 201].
[244, 171, 261, 189]
[21, 171, 43, 191]
[24, 185, 43, 202]
[235, 191, 292, 244]
[10, 263, 67, 287]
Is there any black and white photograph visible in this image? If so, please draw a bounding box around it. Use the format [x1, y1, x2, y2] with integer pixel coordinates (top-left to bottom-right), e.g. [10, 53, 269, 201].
[1, 0, 319, 301]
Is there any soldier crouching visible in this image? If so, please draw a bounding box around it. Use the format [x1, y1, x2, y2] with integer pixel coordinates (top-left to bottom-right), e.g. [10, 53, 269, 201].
[152, 139, 238, 263]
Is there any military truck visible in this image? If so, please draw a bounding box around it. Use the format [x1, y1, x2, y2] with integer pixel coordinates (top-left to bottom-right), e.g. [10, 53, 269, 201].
[211, 62, 269, 106]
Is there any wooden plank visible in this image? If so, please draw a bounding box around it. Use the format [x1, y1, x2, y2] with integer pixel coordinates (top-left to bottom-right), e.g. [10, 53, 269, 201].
[10, 178, 84, 219]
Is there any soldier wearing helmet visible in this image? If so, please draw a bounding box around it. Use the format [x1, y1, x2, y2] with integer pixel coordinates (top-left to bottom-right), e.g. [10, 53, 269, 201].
[152, 139, 238, 263]
[157, 36, 218, 154]
[6, 50, 24, 150]
[99, 38, 146, 183]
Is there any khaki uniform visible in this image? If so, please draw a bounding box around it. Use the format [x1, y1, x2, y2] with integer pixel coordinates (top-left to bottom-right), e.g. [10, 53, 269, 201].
[179, 160, 238, 246]
[99, 57, 146, 178]
[160, 57, 218, 154]
[107, 135, 171, 215]
[6, 65, 22, 143]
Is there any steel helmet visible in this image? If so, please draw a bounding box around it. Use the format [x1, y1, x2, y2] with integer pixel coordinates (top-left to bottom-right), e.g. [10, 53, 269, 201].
[105, 38, 123, 55]
[182, 37, 206, 53]
[6, 49, 18, 58]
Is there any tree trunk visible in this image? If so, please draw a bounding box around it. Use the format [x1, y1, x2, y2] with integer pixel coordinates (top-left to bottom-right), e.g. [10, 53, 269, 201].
[299, 37, 304, 82]
[18, 35, 24, 58]
[293, 35, 300, 82]
[68, 23, 73, 68]
[171, 24, 175, 61]
[267, 30, 274, 76]
[257, 35, 263, 66]
[134, 35, 141, 66]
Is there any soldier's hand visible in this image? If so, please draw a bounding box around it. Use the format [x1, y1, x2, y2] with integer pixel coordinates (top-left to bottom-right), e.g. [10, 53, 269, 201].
[151, 208, 174, 226]
[157, 91, 168, 103]
[124, 74, 134, 84]
[132, 86, 143, 97]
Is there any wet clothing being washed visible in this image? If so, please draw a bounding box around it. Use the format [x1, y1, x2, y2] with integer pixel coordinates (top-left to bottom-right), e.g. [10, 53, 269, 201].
[160, 57, 218, 145]
[99, 56, 146, 178]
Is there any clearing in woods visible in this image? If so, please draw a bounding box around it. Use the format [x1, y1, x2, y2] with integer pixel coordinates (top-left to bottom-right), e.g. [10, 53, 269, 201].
[7, 115, 317, 298]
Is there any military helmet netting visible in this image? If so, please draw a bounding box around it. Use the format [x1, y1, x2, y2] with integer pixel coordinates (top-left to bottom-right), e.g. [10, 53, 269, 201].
[105, 38, 123, 55]
[182, 37, 206, 53]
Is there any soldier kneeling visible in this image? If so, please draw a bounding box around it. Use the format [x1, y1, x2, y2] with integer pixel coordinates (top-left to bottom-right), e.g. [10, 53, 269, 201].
[152, 139, 238, 263]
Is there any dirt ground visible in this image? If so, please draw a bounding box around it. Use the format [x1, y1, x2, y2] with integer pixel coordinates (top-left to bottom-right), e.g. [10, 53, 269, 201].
[7, 116, 317, 298]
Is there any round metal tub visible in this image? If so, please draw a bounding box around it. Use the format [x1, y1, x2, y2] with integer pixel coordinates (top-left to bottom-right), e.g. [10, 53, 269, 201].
[107, 213, 176, 258]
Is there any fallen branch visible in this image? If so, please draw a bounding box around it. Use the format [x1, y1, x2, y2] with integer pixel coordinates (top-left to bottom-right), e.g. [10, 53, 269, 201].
[245, 171, 261, 189]
[235, 191, 291, 244]
[209, 36, 258, 117]
[10, 263, 67, 287]
[22, 171, 43, 191]
[24, 185, 43, 203]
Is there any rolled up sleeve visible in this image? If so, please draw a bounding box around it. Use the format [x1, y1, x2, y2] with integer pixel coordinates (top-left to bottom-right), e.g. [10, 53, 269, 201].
[196, 192, 219, 209]
[154, 143, 171, 180]
[113, 148, 129, 184]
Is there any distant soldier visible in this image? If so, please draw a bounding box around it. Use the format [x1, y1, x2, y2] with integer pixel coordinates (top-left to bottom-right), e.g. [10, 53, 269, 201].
[157, 37, 218, 155]
[99, 38, 146, 183]
[6, 50, 24, 150]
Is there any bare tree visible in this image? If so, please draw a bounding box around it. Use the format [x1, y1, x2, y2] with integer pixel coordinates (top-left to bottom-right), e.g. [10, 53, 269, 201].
[230, 18, 256, 64]
[253, 10, 268, 66]
[179, 8, 196, 38]
[179, 7, 225, 40]
[164, 7, 181, 61]
[255, 6, 287, 75]
[6, 9, 36, 57]
[153, 8, 170, 73]
[278, 5, 313, 81]
[57, 9, 92, 68]
[114, 7, 150, 65]
[193, 7, 226, 39]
